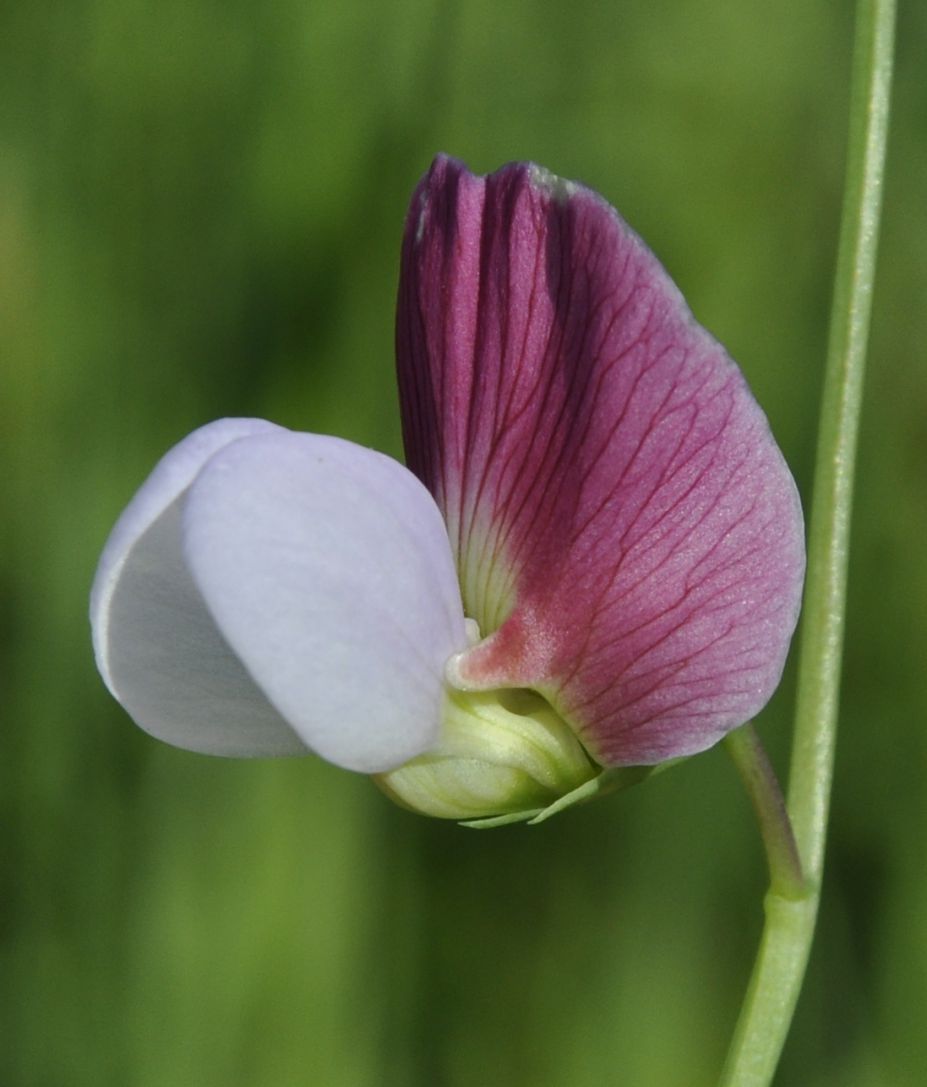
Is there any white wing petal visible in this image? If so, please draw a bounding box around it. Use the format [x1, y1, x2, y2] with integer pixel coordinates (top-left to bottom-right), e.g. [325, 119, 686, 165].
[90, 418, 309, 756]
[182, 431, 467, 772]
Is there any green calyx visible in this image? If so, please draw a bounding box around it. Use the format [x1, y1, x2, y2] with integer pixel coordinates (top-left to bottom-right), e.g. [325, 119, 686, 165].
[374, 683, 675, 826]
[374, 687, 601, 822]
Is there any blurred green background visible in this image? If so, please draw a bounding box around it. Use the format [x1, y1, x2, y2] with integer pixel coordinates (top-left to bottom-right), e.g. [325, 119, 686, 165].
[2, 1, 925, 1084]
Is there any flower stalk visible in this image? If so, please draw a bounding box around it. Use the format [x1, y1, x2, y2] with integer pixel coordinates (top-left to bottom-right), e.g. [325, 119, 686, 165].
[719, 1, 895, 1084]
[724, 725, 804, 901]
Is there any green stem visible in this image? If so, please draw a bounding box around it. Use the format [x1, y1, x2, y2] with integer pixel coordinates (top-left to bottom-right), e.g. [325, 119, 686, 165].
[724, 725, 804, 901]
[786, 0, 894, 889]
[718, 2, 895, 1086]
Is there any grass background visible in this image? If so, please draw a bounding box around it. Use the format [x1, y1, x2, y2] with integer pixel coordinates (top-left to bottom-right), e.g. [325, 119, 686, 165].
[3, 2, 926, 1084]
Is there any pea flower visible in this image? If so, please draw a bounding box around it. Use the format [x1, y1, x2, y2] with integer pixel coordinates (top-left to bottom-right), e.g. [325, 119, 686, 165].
[90, 156, 804, 824]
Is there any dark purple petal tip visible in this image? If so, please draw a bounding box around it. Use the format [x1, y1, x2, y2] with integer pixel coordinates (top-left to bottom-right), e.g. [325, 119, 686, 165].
[397, 155, 805, 767]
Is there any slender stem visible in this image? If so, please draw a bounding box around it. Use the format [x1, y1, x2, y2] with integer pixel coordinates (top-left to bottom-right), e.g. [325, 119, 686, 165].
[718, 2, 895, 1086]
[786, 0, 894, 886]
[719, 890, 818, 1087]
[724, 725, 804, 901]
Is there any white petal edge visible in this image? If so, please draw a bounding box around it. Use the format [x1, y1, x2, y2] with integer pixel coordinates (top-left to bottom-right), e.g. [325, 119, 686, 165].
[182, 431, 469, 773]
[90, 418, 310, 756]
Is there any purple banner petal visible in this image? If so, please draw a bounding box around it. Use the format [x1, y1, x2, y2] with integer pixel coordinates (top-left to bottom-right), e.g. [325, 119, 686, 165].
[397, 156, 805, 766]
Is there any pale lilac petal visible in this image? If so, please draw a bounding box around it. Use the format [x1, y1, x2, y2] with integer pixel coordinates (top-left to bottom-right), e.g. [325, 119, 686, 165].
[90, 418, 309, 756]
[183, 432, 468, 773]
[397, 156, 805, 766]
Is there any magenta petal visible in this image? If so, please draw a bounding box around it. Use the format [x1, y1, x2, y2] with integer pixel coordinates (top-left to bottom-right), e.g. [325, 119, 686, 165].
[397, 155, 805, 767]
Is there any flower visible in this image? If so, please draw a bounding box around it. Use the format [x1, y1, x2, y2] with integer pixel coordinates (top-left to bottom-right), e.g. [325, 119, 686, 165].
[91, 156, 804, 823]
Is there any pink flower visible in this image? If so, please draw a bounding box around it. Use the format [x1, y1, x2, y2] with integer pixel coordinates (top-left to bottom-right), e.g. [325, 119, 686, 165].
[91, 157, 804, 821]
